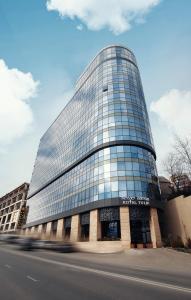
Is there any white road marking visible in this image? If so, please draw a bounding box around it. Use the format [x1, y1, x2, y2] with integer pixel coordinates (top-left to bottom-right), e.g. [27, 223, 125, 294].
[0, 247, 191, 294]
[28, 258, 191, 294]
[5, 264, 12, 269]
[27, 275, 38, 282]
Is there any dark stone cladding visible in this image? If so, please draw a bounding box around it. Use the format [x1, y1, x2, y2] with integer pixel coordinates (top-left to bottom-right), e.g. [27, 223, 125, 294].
[28, 140, 156, 200]
[24, 197, 164, 228]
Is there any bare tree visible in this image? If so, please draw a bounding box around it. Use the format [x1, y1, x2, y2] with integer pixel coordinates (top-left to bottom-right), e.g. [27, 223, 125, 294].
[163, 152, 184, 191]
[174, 135, 191, 176]
[162, 134, 191, 197]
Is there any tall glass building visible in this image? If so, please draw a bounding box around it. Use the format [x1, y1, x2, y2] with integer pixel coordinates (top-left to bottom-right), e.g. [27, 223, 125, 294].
[25, 45, 162, 249]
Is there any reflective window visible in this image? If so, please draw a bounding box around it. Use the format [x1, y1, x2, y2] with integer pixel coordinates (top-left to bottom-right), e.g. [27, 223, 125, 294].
[26, 46, 159, 225]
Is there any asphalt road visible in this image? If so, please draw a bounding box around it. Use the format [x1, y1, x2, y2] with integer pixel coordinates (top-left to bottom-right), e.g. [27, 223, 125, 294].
[0, 245, 191, 300]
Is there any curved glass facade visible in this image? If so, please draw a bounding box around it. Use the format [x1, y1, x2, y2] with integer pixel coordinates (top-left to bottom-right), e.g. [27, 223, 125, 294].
[26, 45, 160, 225]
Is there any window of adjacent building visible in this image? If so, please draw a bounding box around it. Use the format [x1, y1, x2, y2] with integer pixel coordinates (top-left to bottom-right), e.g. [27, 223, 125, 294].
[9, 205, 14, 212]
[18, 194, 23, 201]
[12, 197, 16, 204]
[7, 214, 11, 223]
[10, 223, 15, 230]
[16, 203, 21, 210]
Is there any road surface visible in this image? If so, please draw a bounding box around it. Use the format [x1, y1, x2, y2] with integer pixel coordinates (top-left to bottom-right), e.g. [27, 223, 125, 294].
[0, 245, 191, 300]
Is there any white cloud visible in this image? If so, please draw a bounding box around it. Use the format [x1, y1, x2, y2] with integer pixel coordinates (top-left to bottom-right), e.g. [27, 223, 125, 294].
[0, 59, 39, 145]
[46, 0, 160, 34]
[150, 89, 191, 173]
[150, 89, 191, 137]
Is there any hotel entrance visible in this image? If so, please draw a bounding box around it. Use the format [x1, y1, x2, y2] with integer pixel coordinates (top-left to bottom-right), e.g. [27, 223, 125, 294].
[129, 207, 151, 247]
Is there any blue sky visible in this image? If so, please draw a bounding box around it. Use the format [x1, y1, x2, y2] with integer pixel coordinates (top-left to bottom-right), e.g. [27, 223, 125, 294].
[0, 0, 191, 196]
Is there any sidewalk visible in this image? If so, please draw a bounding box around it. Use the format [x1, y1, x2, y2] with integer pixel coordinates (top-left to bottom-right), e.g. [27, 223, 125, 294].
[60, 248, 191, 275]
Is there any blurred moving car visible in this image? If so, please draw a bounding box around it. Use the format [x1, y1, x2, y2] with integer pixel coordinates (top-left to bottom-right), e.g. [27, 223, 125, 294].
[0, 234, 76, 252]
[0, 234, 9, 242]
[19, 238, 76, 252]
[0, 234, 20, 244]
[19, 237, 37, 251]
[40, 241, 75, 253]
[6, 235, 20, 244]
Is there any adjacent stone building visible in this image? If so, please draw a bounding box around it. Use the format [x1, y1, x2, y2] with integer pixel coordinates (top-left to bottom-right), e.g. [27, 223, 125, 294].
[24, 45, 162, 251]
[0, 183, 29, 233]
[164, 195, 191, 247]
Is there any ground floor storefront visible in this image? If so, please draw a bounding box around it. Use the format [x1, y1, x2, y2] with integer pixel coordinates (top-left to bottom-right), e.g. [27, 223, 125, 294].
[23, 206, 162, 252]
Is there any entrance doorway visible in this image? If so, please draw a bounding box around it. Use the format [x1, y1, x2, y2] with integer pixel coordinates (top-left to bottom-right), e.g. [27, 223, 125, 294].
[129, 207, 151, 247]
